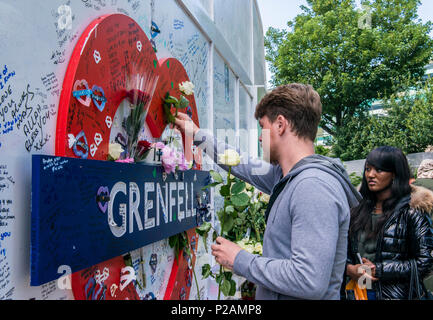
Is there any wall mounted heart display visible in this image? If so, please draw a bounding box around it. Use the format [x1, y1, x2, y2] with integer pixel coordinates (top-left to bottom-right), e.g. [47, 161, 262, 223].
[53, 14, 204, 300]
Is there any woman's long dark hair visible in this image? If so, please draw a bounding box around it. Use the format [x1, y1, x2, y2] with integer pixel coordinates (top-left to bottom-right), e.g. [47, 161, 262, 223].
[349, 146, 411, 239]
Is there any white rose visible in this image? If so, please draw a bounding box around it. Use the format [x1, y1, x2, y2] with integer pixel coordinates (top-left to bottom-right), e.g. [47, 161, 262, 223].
[218, 149, 241, 167]
[244, 244, 255, 254]
[179, 81, 195, 95]
[109, 143, 124, 160]
[254, 243, 263, 255]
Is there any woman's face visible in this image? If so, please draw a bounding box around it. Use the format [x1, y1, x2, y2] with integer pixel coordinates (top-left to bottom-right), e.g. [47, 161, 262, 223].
[364, 163, 395, 193]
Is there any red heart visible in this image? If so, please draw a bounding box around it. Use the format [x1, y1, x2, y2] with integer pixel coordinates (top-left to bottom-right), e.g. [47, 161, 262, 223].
[56, 14, 201, 169]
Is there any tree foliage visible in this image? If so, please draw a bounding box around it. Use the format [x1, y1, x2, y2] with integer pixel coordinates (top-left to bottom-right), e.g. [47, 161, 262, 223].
[265, 0, 433, 137]
[333, 76, 433, 160]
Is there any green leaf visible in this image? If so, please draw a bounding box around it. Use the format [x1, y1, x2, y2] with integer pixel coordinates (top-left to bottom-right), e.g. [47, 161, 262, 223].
[178, 95, 189, 109]
[165, 95, 179, 104]
[201, 182, 221, 190]
[212, 230, 218, 242]
[234, 205, 247, 212]
[217, 209, 224, 222]
[168, 234, 178, 248]
[231, 181, 245, 195]
[225, 205, 235, 214]
[223, 272, 232, 281]
[229, 280, 237, 296]
[222, 216, 234, 234]
[231, 193, 250, 207]
[220, 185, 230, 197]
[196, 222, 212, 236]
[210, 170, 224, 184]
[216, 273, 224, 285]
[221, 279, 231, 296]
[202, 264, 212, 279]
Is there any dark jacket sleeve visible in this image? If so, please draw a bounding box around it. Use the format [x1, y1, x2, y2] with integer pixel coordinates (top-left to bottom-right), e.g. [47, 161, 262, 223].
[375, 209, 433, 281]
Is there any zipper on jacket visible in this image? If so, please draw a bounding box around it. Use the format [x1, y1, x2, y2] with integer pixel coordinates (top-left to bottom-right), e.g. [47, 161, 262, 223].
[374, 196, 411, 299]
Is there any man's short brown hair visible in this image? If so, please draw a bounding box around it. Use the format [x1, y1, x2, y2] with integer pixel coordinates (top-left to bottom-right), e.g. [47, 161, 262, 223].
[254, 83, 322, 141]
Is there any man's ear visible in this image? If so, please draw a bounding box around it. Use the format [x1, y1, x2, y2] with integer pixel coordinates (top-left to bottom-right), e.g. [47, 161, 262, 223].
[276, 115, 289, 136]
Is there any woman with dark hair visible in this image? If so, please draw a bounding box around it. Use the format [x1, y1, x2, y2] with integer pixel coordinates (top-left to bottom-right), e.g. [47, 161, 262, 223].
[345, 146, 433, 300]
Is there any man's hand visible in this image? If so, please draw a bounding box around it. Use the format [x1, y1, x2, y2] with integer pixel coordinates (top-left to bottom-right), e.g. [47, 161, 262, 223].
[174, 112, 199, 137]
[211, 237, 242, 271]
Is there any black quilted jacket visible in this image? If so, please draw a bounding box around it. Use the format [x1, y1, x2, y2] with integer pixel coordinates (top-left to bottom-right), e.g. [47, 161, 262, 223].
[345, 185, 433, 300]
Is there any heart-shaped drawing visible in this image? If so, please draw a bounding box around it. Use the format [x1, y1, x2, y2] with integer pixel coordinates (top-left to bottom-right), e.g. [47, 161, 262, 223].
[96, 186, 110, 213]
[105, 116, 112, 129]
[90, 143, 97, 157]
[72, 79, 92, 106]
[94, 133, 103, 146]
[72, 131, 89, 159]
[91, 85, 107, 112]
[93, 50, 101, 64]
[110, 284, 118, 298]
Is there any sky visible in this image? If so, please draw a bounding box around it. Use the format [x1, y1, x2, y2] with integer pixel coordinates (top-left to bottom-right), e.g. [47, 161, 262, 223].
[256, 0, 433, 86]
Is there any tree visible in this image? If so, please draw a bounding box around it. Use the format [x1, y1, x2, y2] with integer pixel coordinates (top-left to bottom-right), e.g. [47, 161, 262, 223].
[333, 76, 433, 161]
[265, 0, 433, 137]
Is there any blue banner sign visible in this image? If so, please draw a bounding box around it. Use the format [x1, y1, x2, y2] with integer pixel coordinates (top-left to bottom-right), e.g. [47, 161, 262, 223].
[31, 155, 211, 286]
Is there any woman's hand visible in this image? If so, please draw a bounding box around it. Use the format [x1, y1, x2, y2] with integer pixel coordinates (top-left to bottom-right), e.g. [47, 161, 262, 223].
[361, 258, 377, 278]
[347, 262, 379, 282]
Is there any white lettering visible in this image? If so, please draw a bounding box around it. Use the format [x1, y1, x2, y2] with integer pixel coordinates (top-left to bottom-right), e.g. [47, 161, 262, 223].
[178, 182, 185, 222]
[169, 182, 177, 222]
[144, 182, 155, 229]
[156, 183, 168, 226]
[108, 182, 127, 237]
[129, 182, 143, 233]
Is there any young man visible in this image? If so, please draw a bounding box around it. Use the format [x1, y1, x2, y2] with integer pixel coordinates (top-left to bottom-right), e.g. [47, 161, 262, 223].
[174, 83, 360, 300]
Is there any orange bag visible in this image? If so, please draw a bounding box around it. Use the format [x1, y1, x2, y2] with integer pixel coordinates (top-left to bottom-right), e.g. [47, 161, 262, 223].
[345, 279, 368, 300]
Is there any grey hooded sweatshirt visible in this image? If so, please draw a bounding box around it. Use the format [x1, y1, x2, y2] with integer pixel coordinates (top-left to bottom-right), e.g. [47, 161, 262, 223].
[194, 130, 360, 300]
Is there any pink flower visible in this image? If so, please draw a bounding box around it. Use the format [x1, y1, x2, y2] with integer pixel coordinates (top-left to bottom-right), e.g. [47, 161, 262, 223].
[177, 153, 189, 171]
[116, 158, 134, 163]
[161, 146, 177, 174]
[154, 142, 166, 149]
